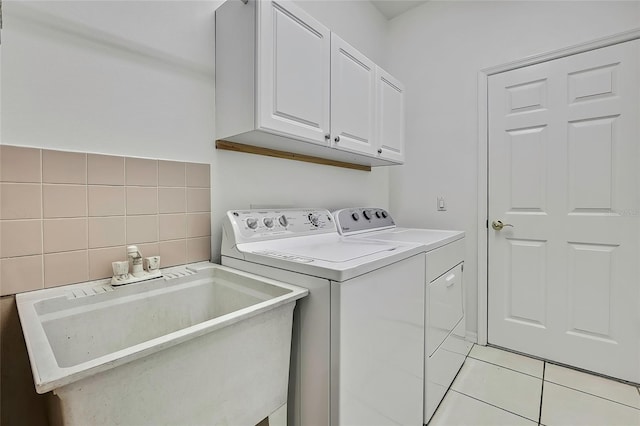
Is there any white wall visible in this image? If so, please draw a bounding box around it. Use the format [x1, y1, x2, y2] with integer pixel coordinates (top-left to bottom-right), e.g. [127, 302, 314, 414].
[386, 1, 640, 336]
[2, 1, 219, 161]
[1, 0, 390, 262]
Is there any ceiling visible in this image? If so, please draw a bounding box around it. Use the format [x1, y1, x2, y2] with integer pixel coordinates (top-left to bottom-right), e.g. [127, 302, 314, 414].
[370, 0, 428, 20]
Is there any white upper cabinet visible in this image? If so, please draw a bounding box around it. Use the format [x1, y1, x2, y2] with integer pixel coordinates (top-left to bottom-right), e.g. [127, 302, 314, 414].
[257, 1, 330, 145]
[330, 34, 377, 157]
[376, 68, 405, 163]
[215, 0, 404, 167]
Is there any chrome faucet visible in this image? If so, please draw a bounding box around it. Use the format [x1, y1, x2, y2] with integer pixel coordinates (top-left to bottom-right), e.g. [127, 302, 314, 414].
[128, 245, 144, 277]
[110, 245, 161, 286]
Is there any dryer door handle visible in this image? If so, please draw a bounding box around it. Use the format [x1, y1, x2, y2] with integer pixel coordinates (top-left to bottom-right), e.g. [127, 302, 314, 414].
[445, 273, 456, 287]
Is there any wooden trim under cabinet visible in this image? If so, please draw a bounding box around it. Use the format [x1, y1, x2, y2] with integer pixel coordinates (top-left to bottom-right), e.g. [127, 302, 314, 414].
[215, 140, 372, 172]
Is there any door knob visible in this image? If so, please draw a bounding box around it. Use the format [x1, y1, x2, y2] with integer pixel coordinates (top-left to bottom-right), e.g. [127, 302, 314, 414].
[492, 220, 514, 231]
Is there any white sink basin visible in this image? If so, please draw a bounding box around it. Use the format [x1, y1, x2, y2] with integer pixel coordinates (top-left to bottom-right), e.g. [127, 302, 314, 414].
[17, 263, 308, 425]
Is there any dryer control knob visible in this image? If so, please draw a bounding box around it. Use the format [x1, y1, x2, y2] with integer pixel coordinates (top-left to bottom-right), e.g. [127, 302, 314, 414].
[363, 210, 372, 220]
[308, 214, 319, 227]
[278, 215, 288, 227]
[375, 211, 382, 219]
[246, 218, 258, 229]
[352, 212, 360, 221]
[263, 217, 274, 228]
[381, 211, 388, 218]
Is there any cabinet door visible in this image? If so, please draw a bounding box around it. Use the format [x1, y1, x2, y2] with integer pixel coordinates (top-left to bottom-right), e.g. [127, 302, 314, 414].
[257, 0, 330, 146]
[330, 34, 377, 156]
[376, 68, 405, 163]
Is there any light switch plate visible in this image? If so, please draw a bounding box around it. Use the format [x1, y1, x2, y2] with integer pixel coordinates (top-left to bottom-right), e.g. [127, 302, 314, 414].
[437, 196, 446, 211]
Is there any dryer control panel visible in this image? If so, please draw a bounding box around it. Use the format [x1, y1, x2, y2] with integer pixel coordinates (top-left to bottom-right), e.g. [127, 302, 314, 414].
[333, 207, 396, 235]
[223, 209, 336, 244]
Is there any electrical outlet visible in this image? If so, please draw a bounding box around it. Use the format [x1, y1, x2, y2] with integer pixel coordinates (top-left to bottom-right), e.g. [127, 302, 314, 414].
[437, 197, 446, 211]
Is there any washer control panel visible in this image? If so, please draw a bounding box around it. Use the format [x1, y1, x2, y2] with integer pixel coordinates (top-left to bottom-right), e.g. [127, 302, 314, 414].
[333, 207, 396, 235]
[226, 209, 336, 242]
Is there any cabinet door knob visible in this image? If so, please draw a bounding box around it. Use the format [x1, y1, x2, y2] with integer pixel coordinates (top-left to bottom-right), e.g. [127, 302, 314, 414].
[334, 136, 340, 143]
[324, 134, 330, 140]
[377, 149, 383, 154]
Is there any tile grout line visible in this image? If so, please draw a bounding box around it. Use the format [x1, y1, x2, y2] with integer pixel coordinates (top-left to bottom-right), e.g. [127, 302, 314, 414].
[478, 348, 640, 412]
[450, 389, 539, 424]
[432, 349, 475, 419]
[469, 345, 640, 411]
[84, 153, 89, 281]
[538, 362, 546, 425]
[155, 162, 159, 250]
[123, 157, 128, 253]
[40, 148, 45, 289]
[543, 379, 640, 411]
[543, 358, 640, 411]
[468, 354, 543, 380]
[184, 164, 188, 261]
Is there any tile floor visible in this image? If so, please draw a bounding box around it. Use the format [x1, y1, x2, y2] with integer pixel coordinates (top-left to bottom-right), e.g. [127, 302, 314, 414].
[430, 345, 640, 426]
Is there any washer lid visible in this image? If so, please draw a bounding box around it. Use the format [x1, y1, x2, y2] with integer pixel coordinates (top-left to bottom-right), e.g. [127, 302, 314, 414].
[233, 233, 423, 281]
[360, 228, 463, 244]
[252, 237, 402, 263]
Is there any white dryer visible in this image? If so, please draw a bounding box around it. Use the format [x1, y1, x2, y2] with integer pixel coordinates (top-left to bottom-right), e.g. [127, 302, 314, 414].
[221, 209, 426, 426]
[333, 207, 473, 424]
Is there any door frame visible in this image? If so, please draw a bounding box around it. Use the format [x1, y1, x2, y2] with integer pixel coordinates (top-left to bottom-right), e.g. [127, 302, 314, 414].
[476, 28, 640, 346]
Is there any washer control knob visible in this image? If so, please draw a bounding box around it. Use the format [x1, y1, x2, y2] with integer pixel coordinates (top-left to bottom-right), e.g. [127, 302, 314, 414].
[381, 211, 388, 219]
[278, 215, 288, 227]
[375, 210, 382, 219]
[351, 212, 360, 221]
[363, 210, 372, 220]
[308, 214, 319, 227]
[246, 218, 258, 229]
[263, 217, 274, 228]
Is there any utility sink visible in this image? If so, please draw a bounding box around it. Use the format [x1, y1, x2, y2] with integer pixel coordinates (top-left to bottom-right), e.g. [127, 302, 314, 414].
[17, 263, 308, 426]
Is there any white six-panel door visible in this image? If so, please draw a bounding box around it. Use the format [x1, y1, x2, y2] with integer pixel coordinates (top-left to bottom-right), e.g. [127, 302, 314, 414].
[488, 40, 639, 382]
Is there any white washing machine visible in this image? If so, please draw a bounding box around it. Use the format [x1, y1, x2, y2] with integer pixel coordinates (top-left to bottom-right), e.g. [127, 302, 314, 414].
[221, 209, 426, 426]
[333, 207, 473, 424]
